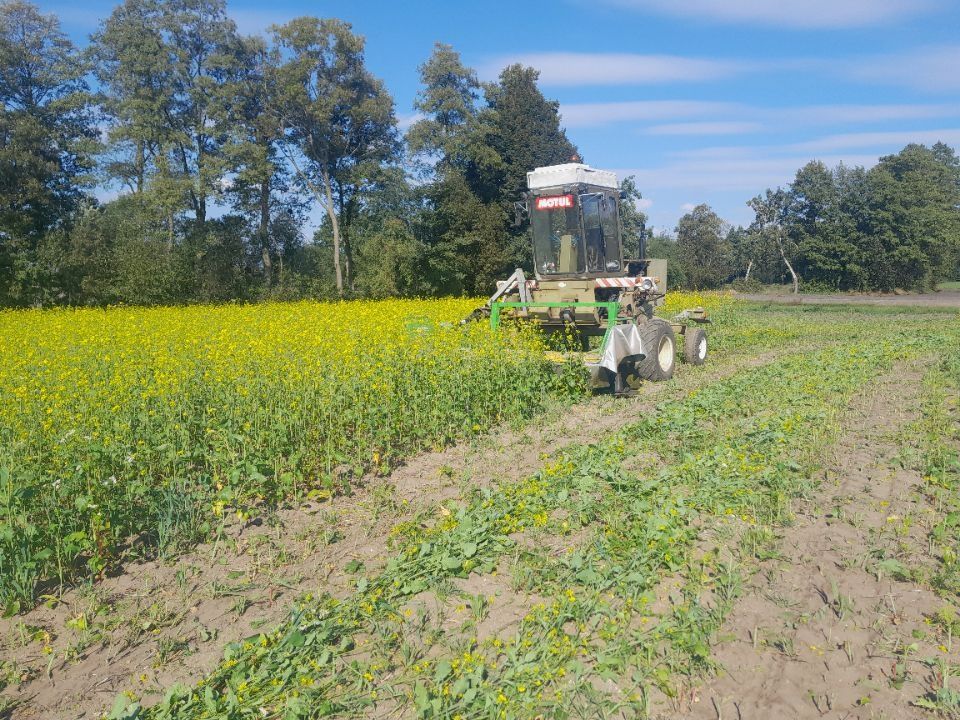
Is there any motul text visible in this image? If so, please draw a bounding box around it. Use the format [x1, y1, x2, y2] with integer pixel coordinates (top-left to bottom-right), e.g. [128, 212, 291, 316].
[535, 194, 575, 210]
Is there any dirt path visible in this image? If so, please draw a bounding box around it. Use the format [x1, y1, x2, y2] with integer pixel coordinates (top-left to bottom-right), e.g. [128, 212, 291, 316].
[690, 359, 953, 720]
[738, 291, 960, 308]
[1, 347, 783, 720]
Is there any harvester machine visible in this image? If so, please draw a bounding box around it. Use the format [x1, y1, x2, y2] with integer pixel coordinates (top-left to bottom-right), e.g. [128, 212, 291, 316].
[473, 163, 710, 394]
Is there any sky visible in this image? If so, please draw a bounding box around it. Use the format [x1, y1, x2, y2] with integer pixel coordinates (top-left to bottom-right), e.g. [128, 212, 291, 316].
[41, 0, 960, 234]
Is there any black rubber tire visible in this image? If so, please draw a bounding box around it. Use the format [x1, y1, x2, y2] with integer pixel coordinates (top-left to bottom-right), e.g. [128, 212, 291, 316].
[683, 327, 708, 366]
[635, 318, 676, 382]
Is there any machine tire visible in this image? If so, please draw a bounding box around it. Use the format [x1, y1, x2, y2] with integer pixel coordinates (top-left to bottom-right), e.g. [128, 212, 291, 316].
[683, 327, 708, 366]
[635, 319, 675, 382]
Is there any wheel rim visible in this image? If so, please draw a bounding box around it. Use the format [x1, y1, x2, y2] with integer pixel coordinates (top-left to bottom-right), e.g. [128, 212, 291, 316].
[658, 335, 674, 371]
[697, 335, 707, 360]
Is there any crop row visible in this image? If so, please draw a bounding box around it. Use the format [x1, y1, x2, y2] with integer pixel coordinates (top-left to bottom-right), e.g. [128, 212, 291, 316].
[125, 313, 959, 719]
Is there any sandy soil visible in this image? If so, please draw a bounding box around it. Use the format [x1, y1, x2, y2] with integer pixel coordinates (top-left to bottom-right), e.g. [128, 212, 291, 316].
[738, 290, 960, 308]
[689, 360, 954, 719]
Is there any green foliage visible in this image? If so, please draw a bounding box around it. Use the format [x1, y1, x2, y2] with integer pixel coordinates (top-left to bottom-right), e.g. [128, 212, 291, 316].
[1, 0, 959, 305]
[407, 46, 579, 296]
[487, 64, 577, 202]
[675, 204, 732, 289]
[646, 233, 687, 288]
[739, 146, 960, 292]
[0, 0, 96, 305]
[618, 176, 648, 259]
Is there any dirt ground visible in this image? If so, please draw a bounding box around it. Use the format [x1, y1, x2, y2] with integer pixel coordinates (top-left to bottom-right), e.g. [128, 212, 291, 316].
[690, 361, 954, 719]
[738, 290, 960, 308]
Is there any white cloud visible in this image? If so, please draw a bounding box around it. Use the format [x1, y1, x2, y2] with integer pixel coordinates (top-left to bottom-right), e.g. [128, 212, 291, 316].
[560, 100, 741, 128]
[606, 0, 937, 28]
[788, 128, 960, 153]
[559, 100, 960, 129]
[847, 46, 960, 92]
[227, 9, 301, 36]
[775, 103, 960, 124]
[680, 202, 697, 212]
[647, 121, 762, 135]
[613, 151, 881, 194]
[397, 112, 425, 132]
[636, 198, 654, 210]
[482, 53, 747, 86]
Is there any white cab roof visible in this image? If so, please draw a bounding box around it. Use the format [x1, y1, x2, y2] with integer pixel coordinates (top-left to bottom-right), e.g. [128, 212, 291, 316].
[526, 163, 619, 191]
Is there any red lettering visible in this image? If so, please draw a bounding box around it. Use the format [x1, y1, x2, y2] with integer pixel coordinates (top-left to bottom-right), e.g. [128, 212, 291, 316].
[535, 194, 574, 210]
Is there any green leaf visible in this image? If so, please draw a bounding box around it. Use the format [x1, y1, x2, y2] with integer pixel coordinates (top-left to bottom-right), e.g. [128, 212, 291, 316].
[107, 695, 142, 720]
[285, 630, 305, 648]
[2, 599, 21, 618]
[451, 676, 469, 695]
[413, 682, 430, 713]
[461, 541, 478, 559]
[434, 659, 452, 682]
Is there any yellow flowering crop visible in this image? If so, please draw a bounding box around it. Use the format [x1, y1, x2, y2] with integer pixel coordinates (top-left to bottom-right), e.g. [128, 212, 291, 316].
[0, 298, 551, 606]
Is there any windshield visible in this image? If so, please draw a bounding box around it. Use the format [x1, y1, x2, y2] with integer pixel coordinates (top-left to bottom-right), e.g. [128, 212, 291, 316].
[600, 195, 621, 271]
[531, 194, 585, 275]
[580, 193, 605, 273]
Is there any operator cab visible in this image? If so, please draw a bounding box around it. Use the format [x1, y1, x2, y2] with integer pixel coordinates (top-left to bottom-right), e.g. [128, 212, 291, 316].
[527, 164, 626, 280]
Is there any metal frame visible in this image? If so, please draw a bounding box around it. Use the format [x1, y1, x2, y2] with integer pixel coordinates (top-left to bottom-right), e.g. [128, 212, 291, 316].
[490, 300, 620, 354]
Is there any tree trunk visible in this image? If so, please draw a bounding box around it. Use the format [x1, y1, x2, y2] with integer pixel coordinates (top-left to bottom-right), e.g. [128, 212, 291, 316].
[776, 235, 799, 293]
[135, 141, 145, 194]
[259, 178, 272, 284]
[321, 167, 343, 296]
[281, 143, 343, 295]
[336, 186, 357, 291]
[744, 259, 753, 282]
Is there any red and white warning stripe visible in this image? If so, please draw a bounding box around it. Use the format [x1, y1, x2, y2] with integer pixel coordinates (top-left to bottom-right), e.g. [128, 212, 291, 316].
[595, 277, 638, 288]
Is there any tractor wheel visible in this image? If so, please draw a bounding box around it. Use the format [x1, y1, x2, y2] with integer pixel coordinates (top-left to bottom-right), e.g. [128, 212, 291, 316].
[636, 319, 676, 382]
[683, 327, 708, 366]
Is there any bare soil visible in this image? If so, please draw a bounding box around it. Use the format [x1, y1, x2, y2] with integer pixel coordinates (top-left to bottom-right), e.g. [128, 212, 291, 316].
[689, 360, 953, 720]
[738, 290, 960, 308]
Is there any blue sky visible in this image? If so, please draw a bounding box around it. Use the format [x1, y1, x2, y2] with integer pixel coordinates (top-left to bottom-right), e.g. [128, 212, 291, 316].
[44, 0, 960, 234]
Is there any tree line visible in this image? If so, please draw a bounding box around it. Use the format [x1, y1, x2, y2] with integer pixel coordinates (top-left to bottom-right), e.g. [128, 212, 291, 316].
[655, 144, 960, 292]
[0, 0, 583, 306]
[2, 0, 957, 308]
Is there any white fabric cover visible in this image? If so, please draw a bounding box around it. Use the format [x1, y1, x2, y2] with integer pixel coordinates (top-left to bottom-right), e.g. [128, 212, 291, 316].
[600, 323, 645, 374]
[526, 163, 619, 191]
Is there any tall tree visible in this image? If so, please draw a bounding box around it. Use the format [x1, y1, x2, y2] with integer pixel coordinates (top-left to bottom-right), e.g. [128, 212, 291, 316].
[748, 189, 799, 293]
[406, 43, 486, 171]
[675, 204, 731, 289]
[272, 17, 399, 296]
[864, 143, 960, 289]
[90, 0, 171, 195]
[92, 0, 242, 228]
[407, 43, 504, 295]
[222, 35, 304, 288]
[617, 176, 648, 259]
[0, 0, 95, 304]
[486, 64, 577, 201]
